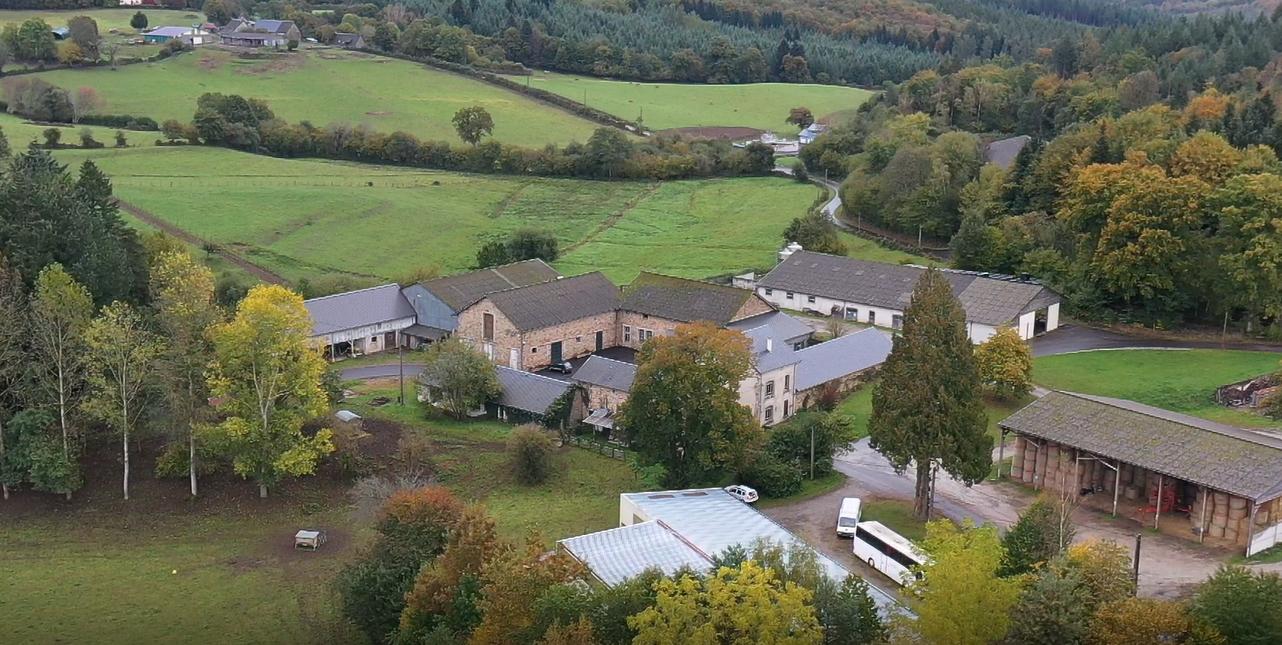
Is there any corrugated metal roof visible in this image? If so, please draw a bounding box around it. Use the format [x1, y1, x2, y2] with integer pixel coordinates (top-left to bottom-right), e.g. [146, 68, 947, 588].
[1000, 391, 1282, 501]
[619, 488, 903, 612]
[420, 259, 561, 312]
[486, 272, 619, 332]
[794, 328, 893, 390]
[305, 284, 415, 336]
[560, 520, 712, 586]
[758, 251, 1057, 326]
[146, 26, 195, 37]
[573, 355, 637, 392]
[621, 272, 767, 324]
[495, 366, 571, 415]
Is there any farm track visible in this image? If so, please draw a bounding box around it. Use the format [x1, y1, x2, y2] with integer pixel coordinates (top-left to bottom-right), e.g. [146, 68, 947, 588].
[561, 183, 663, 253]
[116, 199, 288, 285]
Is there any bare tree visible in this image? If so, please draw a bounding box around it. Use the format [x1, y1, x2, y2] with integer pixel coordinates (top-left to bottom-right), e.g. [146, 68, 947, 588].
[102, 41, 119, 69]
[71, 87, 104, 123]
[825, 316, 846, 340]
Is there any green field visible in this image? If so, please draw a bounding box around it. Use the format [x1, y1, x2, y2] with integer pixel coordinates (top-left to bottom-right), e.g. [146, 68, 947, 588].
[51, 144, 833, 285]
[27, 48, 607, 147]
[522, 71, 875, 132]
[1032, 349, 1281, 427]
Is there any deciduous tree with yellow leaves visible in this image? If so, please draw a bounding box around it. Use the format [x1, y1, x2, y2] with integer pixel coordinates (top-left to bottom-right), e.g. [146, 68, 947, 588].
[203, 284, 333, 498]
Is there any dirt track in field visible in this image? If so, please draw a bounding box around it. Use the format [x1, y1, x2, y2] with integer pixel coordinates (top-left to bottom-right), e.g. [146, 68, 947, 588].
[117, 198, 287, 284]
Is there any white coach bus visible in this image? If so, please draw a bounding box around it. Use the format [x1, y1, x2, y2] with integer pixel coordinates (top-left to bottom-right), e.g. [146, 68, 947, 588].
[851, 520, 928, 586]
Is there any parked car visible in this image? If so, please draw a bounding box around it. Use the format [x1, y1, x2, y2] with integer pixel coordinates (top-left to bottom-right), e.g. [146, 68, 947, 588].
[546, 361, 573, 374]
[836, 497, 862, 537]
[724, 484, 759, 503]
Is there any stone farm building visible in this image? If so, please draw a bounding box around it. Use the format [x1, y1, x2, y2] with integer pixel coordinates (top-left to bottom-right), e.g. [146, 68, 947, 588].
[748, 249, 1060, 343]
[304, 259, 559, 356]
[1000, 391, 1282, 556]
[217, 18, 301, 47]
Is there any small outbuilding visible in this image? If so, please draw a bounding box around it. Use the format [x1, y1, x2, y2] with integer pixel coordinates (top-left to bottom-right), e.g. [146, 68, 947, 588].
[294, 529, 327, 550]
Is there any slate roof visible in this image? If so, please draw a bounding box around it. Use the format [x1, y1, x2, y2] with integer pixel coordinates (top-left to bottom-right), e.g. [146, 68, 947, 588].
[221, 31, 286, 42]
[573, 355, 637, 392]
[1000, 391, 1282, 502]
[794, 328, 893, 390]
[560, 521, 712, 586]
[984, 135, 1031, 169]
[494, 367, 571, 415]
[485, 272, 619, 332]
[420, 259, 561, 312]
[758, 251, 1057, 326]
[618, 489, 903, 613]
[621, 272, 768, 325]
[728, 311, 813, 343]
[254, 19, 296, 34]
[305, 284, 415, 336]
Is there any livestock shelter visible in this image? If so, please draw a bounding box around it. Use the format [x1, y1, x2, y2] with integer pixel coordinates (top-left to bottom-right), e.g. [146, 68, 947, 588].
[1000, 391, 1282, 555]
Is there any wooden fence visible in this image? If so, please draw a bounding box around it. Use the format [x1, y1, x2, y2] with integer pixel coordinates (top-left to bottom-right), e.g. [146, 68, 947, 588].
[565, 434, 629, 461]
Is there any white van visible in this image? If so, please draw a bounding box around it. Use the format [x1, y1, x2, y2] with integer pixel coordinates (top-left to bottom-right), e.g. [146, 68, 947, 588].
[836, 497, 862, 537]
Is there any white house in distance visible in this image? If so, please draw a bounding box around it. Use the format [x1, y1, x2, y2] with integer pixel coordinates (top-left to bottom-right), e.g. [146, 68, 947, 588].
[747, 248, 1061, 343]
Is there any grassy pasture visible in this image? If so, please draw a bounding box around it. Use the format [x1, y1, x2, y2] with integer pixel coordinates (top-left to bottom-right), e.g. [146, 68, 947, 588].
[27, 48, 607, 147]
[53, 144, 836, 285]
[522, 71, 875, 132]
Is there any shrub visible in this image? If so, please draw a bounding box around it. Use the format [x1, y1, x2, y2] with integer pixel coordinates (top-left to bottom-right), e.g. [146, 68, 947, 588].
[740, 452, 802, 497]
[42, 127, 61, 147]
[78, 127, 102, 148]
[508, 424, 555, 485]
[114, 130, 127, 147]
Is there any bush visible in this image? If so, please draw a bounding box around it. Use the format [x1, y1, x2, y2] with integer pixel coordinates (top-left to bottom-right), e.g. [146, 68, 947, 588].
[740, 452, 802, 497]
[78, 128, 102, 148]
[508, 424, 555, 485]
[42, 127, 61, 147]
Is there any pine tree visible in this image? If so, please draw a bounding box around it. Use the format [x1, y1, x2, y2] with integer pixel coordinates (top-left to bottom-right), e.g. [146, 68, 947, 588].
[869, 269, 990, 519]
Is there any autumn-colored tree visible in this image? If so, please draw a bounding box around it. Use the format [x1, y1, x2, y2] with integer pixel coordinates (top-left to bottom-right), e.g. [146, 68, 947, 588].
[787, 106, 815, 128]
[1064, 539, 1134, 611]
[203, 284, 333, 497]
[1089, 597, 1224, 645]
[418, 338, 500, 419]
[339, 486, 466, 643]
[974, 327, 1032, 400]
[538, 617, 596, 645]
[469, 539, 587, 644]
[869, 270, 990, 519]
[149, 251, 221, 497]
[83, 301, 160, 500]
[1169, 131, 1243, 185]
[28, 263, 93, 499]
[1183, 89, 1230, 130]
[70, 87, 102, 123]
[628, 561, 823, 645]
[898, 520, 1023, 645]
[0, 256, 25, 500]
[399, 504, 501, 641]
[618, 321, 762, 487]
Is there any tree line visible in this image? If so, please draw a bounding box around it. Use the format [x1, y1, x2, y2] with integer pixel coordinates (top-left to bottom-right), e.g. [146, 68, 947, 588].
[161, 92, 776, 180]
[0, 147, 337, 501]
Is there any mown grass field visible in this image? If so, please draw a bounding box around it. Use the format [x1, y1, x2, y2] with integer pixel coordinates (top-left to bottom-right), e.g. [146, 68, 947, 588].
[522, 71, 875, 132]
[28, 48, 607, 147]
[52, 144, 838, 285]
[1032, 349, 1282, 427]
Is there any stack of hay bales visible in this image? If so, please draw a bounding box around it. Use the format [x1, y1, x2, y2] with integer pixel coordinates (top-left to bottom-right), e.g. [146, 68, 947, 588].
[1012, 437, 1026, 481]
[1193, 491, 1253, 543]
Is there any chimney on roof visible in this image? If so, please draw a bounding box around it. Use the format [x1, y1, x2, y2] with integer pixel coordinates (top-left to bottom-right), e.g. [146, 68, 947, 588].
[778, 241, 803, 263]
[765, 337, 773, 353]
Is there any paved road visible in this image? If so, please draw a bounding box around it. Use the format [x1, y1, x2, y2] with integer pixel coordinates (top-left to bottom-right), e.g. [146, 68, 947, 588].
[1029, 324, 1282, 357]
[339, 363, 424, 381]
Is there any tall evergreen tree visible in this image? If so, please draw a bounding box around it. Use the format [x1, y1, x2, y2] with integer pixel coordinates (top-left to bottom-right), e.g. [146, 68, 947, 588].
[868, 269, 990, 519]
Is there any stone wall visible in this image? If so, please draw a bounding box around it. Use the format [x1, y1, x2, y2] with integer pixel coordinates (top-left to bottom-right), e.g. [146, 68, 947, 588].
[586, 383, 630, 412]
[616, 311, 679, 350]
[456, 300, 618, 371]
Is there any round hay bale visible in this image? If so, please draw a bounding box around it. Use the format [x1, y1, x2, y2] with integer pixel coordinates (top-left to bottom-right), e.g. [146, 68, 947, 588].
[1230, 497, 1248, 510]
[1225, 527, 1239, 542]
[1125, 486, 1139, 500]
[1209, 525, 1225, 538]
[1214, 492, 1229, 506]
[1229, 508, 1248, 521]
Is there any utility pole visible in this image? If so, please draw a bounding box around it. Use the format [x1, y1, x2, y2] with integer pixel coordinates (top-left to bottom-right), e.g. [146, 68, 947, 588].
[1132, 533, 1142, 593]
[809, 423, 815, 480]
[398, 341, 405, 405]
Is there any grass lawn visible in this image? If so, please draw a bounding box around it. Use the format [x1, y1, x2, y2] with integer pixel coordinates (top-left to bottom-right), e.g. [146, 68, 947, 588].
[28, 48, 607, 147]
[861, 499, 927, 542]
[51, 144, 835, 285]
[520, 71, 874, 132]
[834, 383, 1024, 441]
[1032, 349, 1282, 428]
[759, 471, 847, 508]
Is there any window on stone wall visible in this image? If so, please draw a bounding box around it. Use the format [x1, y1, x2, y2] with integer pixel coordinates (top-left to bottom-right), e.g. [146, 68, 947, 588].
[483, 312, 494, 341]
[765, 288, 773, 296]
[765, 381, 775, 399]
[783, 375, 790, 392]
[786, 291, 794, 300]
[765, 406, 774, 423]
[807, 295, 816, 303]
[624, 325, 632, 342]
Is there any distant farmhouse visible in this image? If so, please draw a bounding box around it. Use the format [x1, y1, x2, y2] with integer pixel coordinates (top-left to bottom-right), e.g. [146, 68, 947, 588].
[744, 249, 1060, 343]
[334, 32, 365, 49]
[217, 18, 301, 47]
